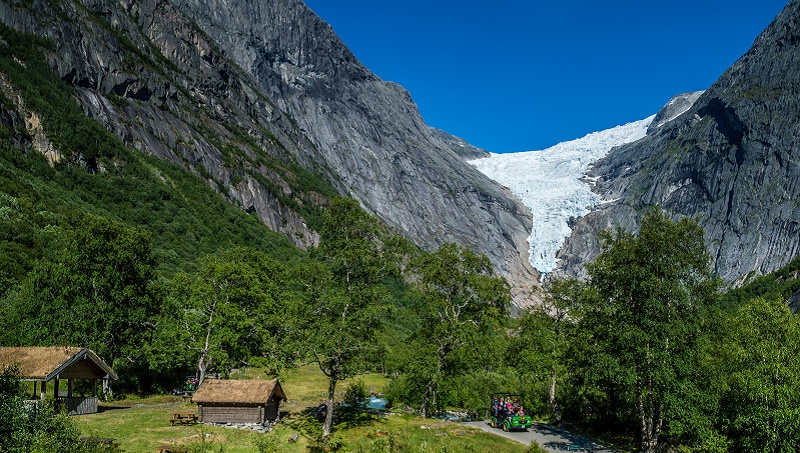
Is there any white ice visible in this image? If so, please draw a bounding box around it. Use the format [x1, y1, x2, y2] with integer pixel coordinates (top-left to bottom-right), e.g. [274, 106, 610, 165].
[468, 115, 655, 275]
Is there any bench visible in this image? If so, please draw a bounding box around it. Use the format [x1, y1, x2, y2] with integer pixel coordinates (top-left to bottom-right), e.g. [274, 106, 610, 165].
[169, 412, 198, 426]
[181, 391, 194, 401]
[169, 417, 195, 426]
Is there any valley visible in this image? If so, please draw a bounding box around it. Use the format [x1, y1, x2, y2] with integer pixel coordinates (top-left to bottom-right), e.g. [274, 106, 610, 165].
[1, 0, 800, 452]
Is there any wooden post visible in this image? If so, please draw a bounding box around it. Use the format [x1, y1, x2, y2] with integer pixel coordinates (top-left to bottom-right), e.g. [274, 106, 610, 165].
[53, 379, 60, 412]
[68, 379, 73, 398]
[41, 380, 47, 400]
[92, 379, 97, 397]
[33, 381, 37, 399]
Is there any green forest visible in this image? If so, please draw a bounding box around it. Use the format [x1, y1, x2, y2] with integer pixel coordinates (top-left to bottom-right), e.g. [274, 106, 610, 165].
[1, 22, 800, 453]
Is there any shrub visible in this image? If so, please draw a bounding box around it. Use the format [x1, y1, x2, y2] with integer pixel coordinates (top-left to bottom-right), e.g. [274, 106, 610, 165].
[344, 379, 369, 409]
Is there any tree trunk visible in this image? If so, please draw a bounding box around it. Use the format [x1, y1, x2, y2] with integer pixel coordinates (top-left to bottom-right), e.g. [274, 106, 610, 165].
[323, 372, 337, 437]
[197, 353, 208, 387]
[420, 379, 434, 418]
[549, 365, 561, 424]
[420, 347, 447, 418]
[102, 378, 112, 401]
[637, 379, 662, 453]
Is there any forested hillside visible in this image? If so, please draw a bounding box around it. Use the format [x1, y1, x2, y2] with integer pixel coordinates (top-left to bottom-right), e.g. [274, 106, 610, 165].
[0, 0, 536, 307]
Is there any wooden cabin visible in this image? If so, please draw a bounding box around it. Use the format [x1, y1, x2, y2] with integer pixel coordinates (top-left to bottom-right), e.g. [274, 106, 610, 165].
[0, 346, 118, 415]
[192, 379, 285, 424]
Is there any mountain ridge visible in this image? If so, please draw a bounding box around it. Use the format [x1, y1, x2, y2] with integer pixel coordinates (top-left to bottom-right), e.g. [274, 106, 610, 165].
[554, 0, 800, 286]
[166, 0, 536, 299]
[0, 0, 538, 305]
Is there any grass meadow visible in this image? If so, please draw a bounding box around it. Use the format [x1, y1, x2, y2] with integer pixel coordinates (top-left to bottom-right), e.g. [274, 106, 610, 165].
[74, 366, 530, 452]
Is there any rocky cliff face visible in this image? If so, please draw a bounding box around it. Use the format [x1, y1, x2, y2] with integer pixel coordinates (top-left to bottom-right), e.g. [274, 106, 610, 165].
[0, 0, 536, 304]
[168, 0, 536, 300]
[429, 128, 492, 160]
[556, 0, 800, 285]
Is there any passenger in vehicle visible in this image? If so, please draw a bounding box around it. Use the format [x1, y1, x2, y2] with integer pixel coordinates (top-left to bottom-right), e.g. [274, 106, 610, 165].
[492, 397, 501, 417]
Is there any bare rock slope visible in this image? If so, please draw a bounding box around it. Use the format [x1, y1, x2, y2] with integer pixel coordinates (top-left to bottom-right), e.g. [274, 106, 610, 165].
[557, 0, 800, 285]
[0, 0, 536, 303]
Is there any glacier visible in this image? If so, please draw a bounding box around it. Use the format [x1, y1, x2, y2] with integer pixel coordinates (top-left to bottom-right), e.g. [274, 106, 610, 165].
[468, 115, 655, 276]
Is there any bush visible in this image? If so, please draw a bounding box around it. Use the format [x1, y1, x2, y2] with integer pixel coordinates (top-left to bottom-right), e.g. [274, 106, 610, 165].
[252, 433, 283, 453]
[344, 379, 369, 409]
[525, 441, 548, 453]
[1, 365, 119, 453]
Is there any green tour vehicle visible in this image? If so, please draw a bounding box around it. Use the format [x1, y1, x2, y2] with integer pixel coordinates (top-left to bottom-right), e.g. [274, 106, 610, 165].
[490, 392, 533, 432]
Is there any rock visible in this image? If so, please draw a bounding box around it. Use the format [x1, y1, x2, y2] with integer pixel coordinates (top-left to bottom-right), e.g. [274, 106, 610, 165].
[170, 0, 538, 305]
[0, 0, 537, 306]
[203, 420, 277, 433]
[429, 127, 491, 160]
[555, 0, 800, 290]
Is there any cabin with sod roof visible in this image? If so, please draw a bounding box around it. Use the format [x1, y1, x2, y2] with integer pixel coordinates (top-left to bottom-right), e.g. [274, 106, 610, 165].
[191, 379, 286, 424]
[0, 346, 118, 415]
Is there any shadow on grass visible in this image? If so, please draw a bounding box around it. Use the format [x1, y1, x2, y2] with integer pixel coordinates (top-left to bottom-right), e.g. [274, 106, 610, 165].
[336, 406, 386, 430]
[283, 404, 386, 445]
[97, 405, 131, 413]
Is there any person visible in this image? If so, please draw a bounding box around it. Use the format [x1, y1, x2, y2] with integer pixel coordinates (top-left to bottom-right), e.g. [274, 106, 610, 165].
[512, 397, 520, 409]
[505, 399, 514, 419]
[492, 397, 501, 417]
[499, 397, 507, 418]
[516, 405, 525, 417]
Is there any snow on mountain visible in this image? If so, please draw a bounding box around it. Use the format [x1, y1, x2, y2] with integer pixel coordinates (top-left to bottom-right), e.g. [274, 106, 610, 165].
[468, 115, 655, 276]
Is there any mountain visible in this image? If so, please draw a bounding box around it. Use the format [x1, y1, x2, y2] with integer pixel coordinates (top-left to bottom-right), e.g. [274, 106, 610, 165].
[0, 0, 536, 304]
[469, 115, 655, 276]
[429, 127, 491, 160]
[554, 0, 800, 285]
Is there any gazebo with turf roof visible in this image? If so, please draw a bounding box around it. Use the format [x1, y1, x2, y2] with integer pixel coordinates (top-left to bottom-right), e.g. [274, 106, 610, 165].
[0, 346, 118, 415]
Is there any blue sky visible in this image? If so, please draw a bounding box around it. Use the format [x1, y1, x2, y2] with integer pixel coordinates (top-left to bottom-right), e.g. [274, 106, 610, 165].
[303, 0, 789, 153]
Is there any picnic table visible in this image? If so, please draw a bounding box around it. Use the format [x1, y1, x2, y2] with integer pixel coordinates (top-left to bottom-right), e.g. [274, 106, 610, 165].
[169, 412, 198, 426]
[180, 391, 194, 401]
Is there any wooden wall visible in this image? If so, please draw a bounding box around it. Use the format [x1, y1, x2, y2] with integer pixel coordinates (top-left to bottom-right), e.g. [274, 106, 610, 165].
[198, 404, 264, 424]
[265, 396, 279, 421]
[59, 360, 104, 380]
[57, 396, 97, 415]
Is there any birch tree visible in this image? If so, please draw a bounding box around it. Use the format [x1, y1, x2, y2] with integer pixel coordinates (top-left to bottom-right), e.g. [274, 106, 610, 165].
[718, 296, 800, 453]
[291, 198, 394, 437]
[180, 249, 284, 385]
[515, 277, 580, 424]
[408, 243, 510, 418]
[576, 209, 718, 453]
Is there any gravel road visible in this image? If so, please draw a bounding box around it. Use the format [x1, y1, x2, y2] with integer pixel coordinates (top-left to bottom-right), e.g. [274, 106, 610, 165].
[461, 421, 614, 452]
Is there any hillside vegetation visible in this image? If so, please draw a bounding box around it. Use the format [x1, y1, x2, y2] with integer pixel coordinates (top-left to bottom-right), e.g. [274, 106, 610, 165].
[1, 21, 800, 453]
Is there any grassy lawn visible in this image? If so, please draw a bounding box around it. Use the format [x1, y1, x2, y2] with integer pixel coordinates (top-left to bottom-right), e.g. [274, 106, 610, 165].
[73, 366, 530, 452]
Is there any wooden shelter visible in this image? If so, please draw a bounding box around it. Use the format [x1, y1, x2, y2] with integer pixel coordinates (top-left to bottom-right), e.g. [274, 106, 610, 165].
[0, 346, 117, 415]
[192, 379, 285, 424]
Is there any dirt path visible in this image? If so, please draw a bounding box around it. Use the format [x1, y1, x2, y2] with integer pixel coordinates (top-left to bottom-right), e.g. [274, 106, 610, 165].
[461, 421, 614, 452]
